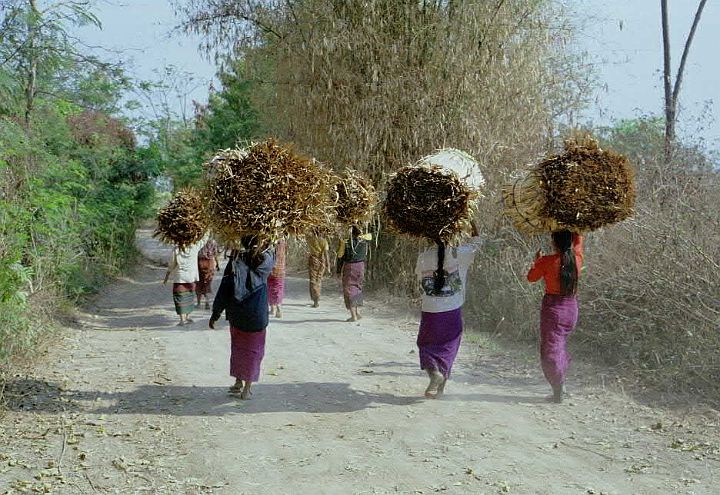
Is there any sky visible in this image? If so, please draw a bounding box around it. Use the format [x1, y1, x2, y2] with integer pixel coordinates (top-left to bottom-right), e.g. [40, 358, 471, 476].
[574, 0, 719, 148]
[77, 0, 719, 149]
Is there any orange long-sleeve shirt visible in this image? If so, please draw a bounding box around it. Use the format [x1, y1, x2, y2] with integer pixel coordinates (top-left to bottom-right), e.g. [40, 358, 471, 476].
[527, 235, 584, 295]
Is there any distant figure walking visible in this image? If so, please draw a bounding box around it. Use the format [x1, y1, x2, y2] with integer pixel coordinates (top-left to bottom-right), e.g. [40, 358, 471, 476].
[267, 238, 287, 318]
[196, 236, 221, 310]
[527, 231, 584, 403]
[163, 238, 204, 326]
[209, 237, 275, 399]
[415, 221, 482, 399]
[336, 226, 372, 322]
[307, 230, 331, 307]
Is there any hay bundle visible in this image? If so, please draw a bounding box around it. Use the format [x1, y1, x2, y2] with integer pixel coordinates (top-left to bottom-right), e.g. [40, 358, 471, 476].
[382, 165, 477, 242]
[418, 148, 485, 189]
[154, 188, 207, 249]
[202, 139, 336, 245]
[335, 170, 377, 225]
[503, 136, 635, 234]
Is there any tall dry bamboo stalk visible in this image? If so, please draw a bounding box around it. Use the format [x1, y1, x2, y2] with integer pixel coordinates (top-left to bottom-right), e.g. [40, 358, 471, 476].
[177, 0, 591, 287]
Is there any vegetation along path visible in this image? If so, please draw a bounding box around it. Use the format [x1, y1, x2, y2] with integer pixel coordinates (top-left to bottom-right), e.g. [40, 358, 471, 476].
[1, 230, 719, 495]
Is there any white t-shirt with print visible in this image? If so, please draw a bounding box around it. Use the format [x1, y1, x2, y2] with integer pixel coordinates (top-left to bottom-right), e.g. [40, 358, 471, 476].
[415, 236, 483, 313]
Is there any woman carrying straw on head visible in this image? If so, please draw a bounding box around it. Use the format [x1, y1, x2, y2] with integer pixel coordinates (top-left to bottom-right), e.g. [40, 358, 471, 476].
[415, 220, 482, 399]
[307, 229, 332, 307]
[163, 238, 204, 326]
[196, 235, 222, 310]
[209, 236, 275, 399]
[527, 230, 584, 403]
[267, 238, 287, 318]
[336, 225, 372, 322]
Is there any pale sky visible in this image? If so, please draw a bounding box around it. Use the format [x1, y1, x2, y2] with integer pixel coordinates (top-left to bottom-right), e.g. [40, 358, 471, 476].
[574, 0, 719, 149]
[77, 0, 719, 149]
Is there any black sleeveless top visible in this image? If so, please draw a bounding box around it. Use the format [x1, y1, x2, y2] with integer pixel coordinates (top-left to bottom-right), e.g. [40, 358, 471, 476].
[342, 237, 369, 264]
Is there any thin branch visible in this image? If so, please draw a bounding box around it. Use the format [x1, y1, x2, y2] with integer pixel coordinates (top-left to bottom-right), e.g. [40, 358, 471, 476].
[671, 0, 708, 105]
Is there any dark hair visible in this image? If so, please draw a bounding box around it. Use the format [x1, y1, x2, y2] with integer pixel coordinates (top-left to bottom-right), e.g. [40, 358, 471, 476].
[552, 230, 578, 295]
[351, 225, 361, 238]
[239, 235, 265, 270]
[433, 240, 446, 294]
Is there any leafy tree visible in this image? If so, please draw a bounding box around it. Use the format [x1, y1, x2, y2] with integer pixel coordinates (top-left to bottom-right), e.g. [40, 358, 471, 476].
[192, 58, 261, 152]
[0, 2, 156, 365]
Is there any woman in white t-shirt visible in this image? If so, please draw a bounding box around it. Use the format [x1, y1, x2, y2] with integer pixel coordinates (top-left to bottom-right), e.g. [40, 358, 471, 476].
[415, 220, 482, 398]
[163, 238, 204, 326]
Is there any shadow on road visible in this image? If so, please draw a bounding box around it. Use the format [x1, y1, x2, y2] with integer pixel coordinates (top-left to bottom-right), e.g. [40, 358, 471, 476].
[3, 376, 548, 417]
[2, 377, 429, 416]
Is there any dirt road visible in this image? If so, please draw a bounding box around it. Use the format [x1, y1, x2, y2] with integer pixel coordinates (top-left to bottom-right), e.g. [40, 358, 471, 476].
[1, 230, 718, 494]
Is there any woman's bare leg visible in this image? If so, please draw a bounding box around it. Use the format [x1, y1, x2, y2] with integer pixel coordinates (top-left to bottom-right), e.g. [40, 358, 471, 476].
[424, 369, 444, 399]
[229, 378, 243, 394]
[240, 381, 253, 399]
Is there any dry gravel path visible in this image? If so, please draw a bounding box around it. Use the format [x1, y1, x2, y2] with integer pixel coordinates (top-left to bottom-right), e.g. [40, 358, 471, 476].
[1, 229, 718, 494]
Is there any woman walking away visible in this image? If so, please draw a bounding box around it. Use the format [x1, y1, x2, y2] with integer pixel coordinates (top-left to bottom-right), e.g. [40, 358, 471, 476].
[307, 229, 331, 307]
[336, 226, 372, 322]
[527, 230, 584, 403]
[268, 238, 287, 318]
[196, 236, 222, 310]
[163, 238, 204, 326]
[209, 237, 275, 399]
[415, 220, 482, 399]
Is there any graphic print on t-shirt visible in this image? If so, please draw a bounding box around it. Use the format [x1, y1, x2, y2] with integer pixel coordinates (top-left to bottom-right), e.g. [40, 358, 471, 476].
[420, 266, 462, 297]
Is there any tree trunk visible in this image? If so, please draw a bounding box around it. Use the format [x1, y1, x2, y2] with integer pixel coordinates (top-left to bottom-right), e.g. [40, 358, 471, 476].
[23, 0, 40, 129]
[660, 0, 673, 161]
[660, 0, 708, 164]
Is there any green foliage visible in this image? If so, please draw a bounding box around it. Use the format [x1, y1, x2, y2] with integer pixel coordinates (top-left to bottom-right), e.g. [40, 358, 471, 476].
[137, 61, 261, 189]
[0, 2, 157, 366]
[192, 60, 261, 152]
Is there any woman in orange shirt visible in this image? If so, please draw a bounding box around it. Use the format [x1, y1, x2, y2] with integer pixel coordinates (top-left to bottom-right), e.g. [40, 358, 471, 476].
[527, 230, 583, 403]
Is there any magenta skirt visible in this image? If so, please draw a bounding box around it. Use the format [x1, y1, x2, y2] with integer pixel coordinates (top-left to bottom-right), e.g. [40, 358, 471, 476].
[341, 261, 364, 309]
[229, 326, 266, 382]
[267, 274, 285, 305]
[417, 308, 463, 379]
[539, 294, 578, 386]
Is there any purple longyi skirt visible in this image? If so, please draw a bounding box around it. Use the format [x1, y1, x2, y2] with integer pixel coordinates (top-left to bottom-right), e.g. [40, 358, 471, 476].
[539, 294, 578, 386]
[267, 274, 285, 305]
[341, 261, 364, 309]
[230, 326, 266, 382]
[417, 307, 463, 379]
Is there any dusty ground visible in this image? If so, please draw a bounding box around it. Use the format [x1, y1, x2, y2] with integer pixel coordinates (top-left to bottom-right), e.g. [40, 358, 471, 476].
[1, 229, 719, 494]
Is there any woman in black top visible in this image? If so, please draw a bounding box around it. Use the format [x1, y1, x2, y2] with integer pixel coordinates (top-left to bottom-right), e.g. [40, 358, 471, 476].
[336, 226, 372, 322]
[210, 236, 275, 399]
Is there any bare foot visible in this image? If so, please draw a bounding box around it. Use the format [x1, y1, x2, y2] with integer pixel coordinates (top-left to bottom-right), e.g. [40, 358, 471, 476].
[345, 317, 357, 322]
[240, 383, 253, 400]
[437, 378, 448, 396]
[228, 381, 244, 395]
[424, 370, 444, 399]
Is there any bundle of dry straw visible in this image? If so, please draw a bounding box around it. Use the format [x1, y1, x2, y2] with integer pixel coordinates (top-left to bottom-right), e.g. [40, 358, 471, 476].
[154, 188, 207, 249]
[335, 170, 377, 225]
[503, 136, 635, 234]
[383, 164, 478, 242]
[202, 139, 336, 245]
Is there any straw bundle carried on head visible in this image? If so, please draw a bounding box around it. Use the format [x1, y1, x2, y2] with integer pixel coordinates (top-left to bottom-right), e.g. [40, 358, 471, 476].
[502, 135, 635, 234]
[202, 139, 336, 246]
[335, 170, 377, 226]
[382, 164, 478, 243]
[154, 188, 207, 250]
